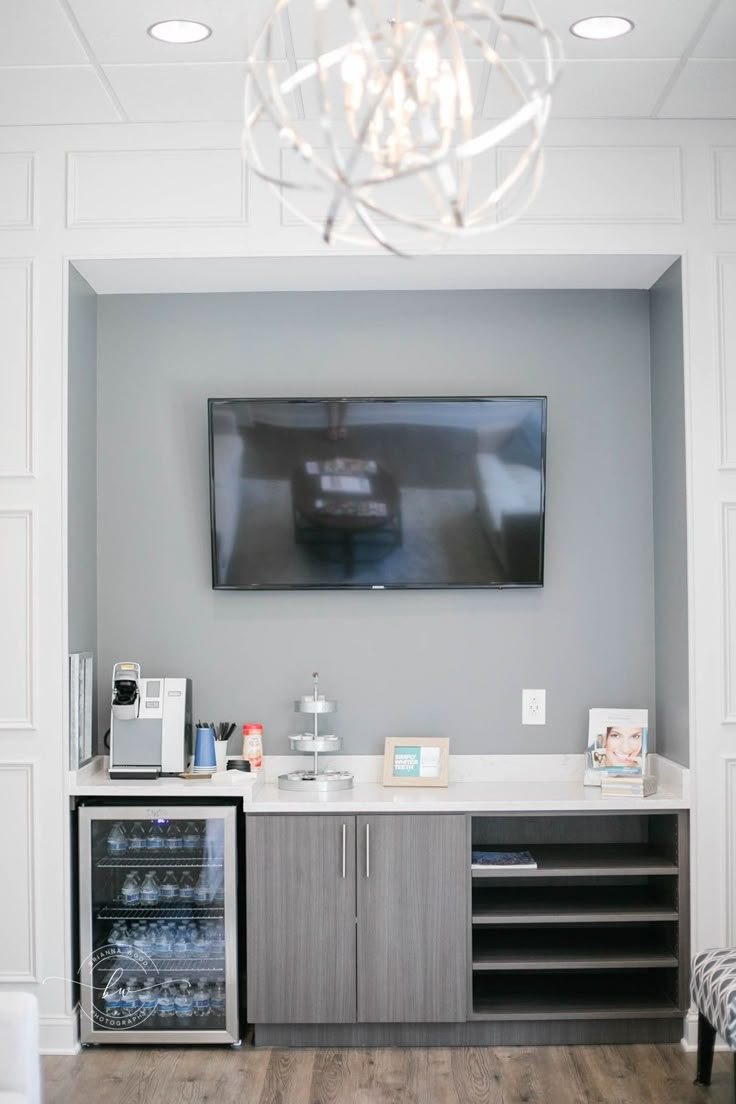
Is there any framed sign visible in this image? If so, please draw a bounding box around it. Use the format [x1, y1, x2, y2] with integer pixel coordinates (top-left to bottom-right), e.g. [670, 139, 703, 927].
[383, 737, 449, 788]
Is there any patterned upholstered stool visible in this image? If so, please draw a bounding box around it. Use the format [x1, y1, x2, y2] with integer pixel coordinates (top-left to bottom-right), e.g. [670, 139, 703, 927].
[691, 948, 736, 1094]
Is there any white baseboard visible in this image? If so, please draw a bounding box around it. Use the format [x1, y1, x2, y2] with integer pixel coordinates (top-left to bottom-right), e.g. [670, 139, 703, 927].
[40, 1011, 79, 1055]
[681, 1009, 731, 1053]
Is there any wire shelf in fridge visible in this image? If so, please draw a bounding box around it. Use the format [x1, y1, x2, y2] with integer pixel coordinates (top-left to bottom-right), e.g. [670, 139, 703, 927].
[97, 904, 225, 920]
[96, 856, 224, 870]
[95, 953, 226, 975]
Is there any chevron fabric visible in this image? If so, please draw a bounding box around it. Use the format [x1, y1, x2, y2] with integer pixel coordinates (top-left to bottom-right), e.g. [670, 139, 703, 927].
[691, 948, 736, 1047]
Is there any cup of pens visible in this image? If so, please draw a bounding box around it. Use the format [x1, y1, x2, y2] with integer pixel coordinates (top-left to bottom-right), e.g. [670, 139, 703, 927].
[215, 722, 236, 772]
[193, 724, 217, 773]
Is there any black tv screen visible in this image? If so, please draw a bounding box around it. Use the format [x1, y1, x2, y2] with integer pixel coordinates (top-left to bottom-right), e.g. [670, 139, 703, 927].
[208, 397, 546, 590]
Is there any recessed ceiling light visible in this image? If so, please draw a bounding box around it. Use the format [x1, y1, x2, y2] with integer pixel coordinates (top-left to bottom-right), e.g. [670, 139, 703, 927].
[570, 16, 634, 40]
[147, 19, 212, 44]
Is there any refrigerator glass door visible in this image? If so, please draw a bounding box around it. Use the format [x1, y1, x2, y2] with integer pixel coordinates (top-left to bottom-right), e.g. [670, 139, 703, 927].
[79, 805, 238, 1044]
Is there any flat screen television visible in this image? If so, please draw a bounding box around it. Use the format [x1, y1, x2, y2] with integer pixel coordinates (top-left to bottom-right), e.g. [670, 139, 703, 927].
[208, 397, 546, 590]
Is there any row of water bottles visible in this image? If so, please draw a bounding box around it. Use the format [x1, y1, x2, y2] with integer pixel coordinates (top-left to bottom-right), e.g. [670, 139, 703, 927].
[109, 917, 226, 958]
[107, 821, 204, 854]
[121, 869, 224, 906]
[104, 976, 226, 1024]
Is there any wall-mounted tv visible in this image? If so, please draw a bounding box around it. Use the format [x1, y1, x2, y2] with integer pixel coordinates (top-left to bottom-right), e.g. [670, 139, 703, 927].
[208, 397, 546, 590]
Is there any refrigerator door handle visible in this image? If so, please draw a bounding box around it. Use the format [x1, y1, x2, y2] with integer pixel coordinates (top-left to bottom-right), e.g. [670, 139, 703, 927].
[365, 822, 370, 879]
[341, 822, 346, 878]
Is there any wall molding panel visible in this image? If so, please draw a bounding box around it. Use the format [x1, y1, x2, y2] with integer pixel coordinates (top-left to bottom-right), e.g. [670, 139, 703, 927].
[717, 256, 736, 470]
[0, 153, 35, 229]
[0, 259, 33, 478]
[723, 504, 736, 723]
[0, 511, 34, 729]
[726, 758, 736, 943]
[497, 145, 683, 224]
[714, 148, 736, 223]
[66, 149, 248, 229]
[0, 762, 37, 982]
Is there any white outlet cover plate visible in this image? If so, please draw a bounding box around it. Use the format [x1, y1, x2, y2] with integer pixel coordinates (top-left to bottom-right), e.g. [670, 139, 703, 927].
[522, 689, 546, 725]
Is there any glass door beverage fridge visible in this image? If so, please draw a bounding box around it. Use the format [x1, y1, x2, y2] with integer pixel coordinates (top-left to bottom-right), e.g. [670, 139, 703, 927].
[78, 804, 239, 1044]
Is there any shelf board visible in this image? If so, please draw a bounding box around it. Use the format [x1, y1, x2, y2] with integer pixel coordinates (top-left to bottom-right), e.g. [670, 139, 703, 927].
[472, 887, 679, 926]
[470, 996, 683, 1021]
[472, 948, 679, 971]
[470, 844, 677, 879]
[471, 973, 682, 1020]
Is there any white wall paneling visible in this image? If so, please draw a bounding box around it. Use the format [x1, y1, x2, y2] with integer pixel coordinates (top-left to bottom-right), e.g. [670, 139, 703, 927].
[0, 763, 37, 982]
[726, 757, 736, 943]
[0, 511, 34, 729]
[0, 259, 33, 477]
[497, 146, 683, 225]
[713, 148, 736, 223]
[66, 149, 248, 229]
[717, 255, 736, 470]
[0, 116, 733, 1052]
[723, 504, 736, 723]
[0, 153, 35, 229]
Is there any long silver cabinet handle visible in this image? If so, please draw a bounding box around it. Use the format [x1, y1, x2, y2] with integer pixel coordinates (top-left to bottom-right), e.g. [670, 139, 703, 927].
[341, 822, 346, 879]
[366, 822, 370, 878]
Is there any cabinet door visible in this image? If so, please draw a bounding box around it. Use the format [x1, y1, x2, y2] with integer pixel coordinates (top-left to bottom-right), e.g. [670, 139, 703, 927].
[357, 814, 467, 1023]
[246, 815, 356, 1024]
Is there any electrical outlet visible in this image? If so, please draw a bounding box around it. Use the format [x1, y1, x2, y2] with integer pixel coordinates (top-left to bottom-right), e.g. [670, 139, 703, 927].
[522, 689, 546, 725]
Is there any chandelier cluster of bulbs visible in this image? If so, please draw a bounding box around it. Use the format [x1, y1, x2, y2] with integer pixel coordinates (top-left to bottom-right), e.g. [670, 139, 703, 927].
[243, 0, 562, 255]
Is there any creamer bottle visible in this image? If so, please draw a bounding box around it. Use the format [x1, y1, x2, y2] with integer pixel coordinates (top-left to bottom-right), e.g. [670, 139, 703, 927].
[243, 723, 263, 772]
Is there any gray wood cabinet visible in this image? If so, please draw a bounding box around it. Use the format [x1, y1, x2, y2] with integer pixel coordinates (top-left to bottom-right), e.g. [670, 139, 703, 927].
[245, 814, 356, 1023]
[356, 814, 468, 1023]
[245, 812, 468, 1026]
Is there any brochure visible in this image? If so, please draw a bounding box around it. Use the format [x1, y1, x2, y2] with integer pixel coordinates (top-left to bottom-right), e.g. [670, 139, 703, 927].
[585, 707, 648, 787]
[471, 850, 537, 869]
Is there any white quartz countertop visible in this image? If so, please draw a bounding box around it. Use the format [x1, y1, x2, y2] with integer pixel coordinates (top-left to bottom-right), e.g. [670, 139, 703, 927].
[69, 756, 689, 813]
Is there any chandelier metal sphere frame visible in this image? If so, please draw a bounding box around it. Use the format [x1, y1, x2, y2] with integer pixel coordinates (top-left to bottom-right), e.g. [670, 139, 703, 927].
[243, 0, 562, 255]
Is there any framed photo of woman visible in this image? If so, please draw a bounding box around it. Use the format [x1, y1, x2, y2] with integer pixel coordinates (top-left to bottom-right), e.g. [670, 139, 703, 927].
[585, 707, 648, 786]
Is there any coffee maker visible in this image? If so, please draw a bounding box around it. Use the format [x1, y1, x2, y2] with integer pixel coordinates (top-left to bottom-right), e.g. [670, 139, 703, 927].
[109, 662, 192, 779]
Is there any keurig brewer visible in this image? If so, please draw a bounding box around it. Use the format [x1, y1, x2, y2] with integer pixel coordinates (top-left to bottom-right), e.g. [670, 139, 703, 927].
[109, 662, 192, 778]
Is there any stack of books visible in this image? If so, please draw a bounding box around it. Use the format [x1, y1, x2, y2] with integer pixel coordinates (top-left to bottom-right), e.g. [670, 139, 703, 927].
[600, 773, 657, 799]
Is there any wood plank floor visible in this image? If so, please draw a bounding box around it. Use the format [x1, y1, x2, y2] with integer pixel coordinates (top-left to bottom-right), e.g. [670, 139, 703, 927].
[43, 1044, 734, 1104]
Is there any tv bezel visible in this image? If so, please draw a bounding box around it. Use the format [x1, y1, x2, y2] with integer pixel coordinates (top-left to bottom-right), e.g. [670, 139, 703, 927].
[208, 395, 547, 591]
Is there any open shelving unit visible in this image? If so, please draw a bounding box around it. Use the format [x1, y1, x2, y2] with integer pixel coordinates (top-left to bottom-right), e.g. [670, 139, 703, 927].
[469, 813, 689, 1036]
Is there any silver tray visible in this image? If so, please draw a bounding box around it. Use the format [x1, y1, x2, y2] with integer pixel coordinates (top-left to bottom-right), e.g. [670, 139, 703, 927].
[288, 734, 341, 753]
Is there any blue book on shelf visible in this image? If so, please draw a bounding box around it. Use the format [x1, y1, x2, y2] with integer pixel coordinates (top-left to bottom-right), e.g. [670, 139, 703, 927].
[471, 850, 537, 869]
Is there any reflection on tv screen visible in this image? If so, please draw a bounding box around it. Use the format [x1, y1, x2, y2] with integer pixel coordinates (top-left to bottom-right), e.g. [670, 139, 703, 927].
[208, 397, 546, 590]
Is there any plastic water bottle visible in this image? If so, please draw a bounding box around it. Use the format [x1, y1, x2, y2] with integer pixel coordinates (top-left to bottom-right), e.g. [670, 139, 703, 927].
[152, 923, 172, 957]
[174, 980, 193, 1021]
[147, 823, 165, 850]
[158, 980, 176, 1024]
[173, 925, 189, 957]
[192, 979, 210, 1018]
[193, 928, 208, 957]
[138, 983, 158, 1022]
[178, 871, 195, 901]
[120, 977, 139, 1017]
[140, 871, 160, 905]
[194, 875, 210, 904]
[128, 823, 146, 851]
[165, 823, 183, 850]
[160, 870, 178, 901]
[212, 920, 225, 957]
[121, 873, 140, 906]
[103, 985, 123, 1021]
[107, 823, 127, 854]
[182, 822, 200, 851]
[211, 980, 226, 1016]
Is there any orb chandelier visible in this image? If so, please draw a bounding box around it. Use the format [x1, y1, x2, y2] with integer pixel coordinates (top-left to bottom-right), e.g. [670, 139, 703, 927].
[243, 0, 562, 255]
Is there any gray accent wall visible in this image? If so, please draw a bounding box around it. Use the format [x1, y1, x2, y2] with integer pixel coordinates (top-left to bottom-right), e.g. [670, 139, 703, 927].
[96, 290, 656, 755]
[67, 266, 98, 746]
[650, 261, 689, 766]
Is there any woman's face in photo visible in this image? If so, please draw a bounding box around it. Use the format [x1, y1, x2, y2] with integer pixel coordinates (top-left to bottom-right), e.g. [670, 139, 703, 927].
[604, 726, 643, 767]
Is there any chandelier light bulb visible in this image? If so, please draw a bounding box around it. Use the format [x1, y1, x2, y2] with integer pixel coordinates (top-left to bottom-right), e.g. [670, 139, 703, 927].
[243, 0, 562, 255]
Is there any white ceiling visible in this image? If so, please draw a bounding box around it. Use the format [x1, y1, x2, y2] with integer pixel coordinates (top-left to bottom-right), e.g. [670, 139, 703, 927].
[0, 0, 733, 126]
